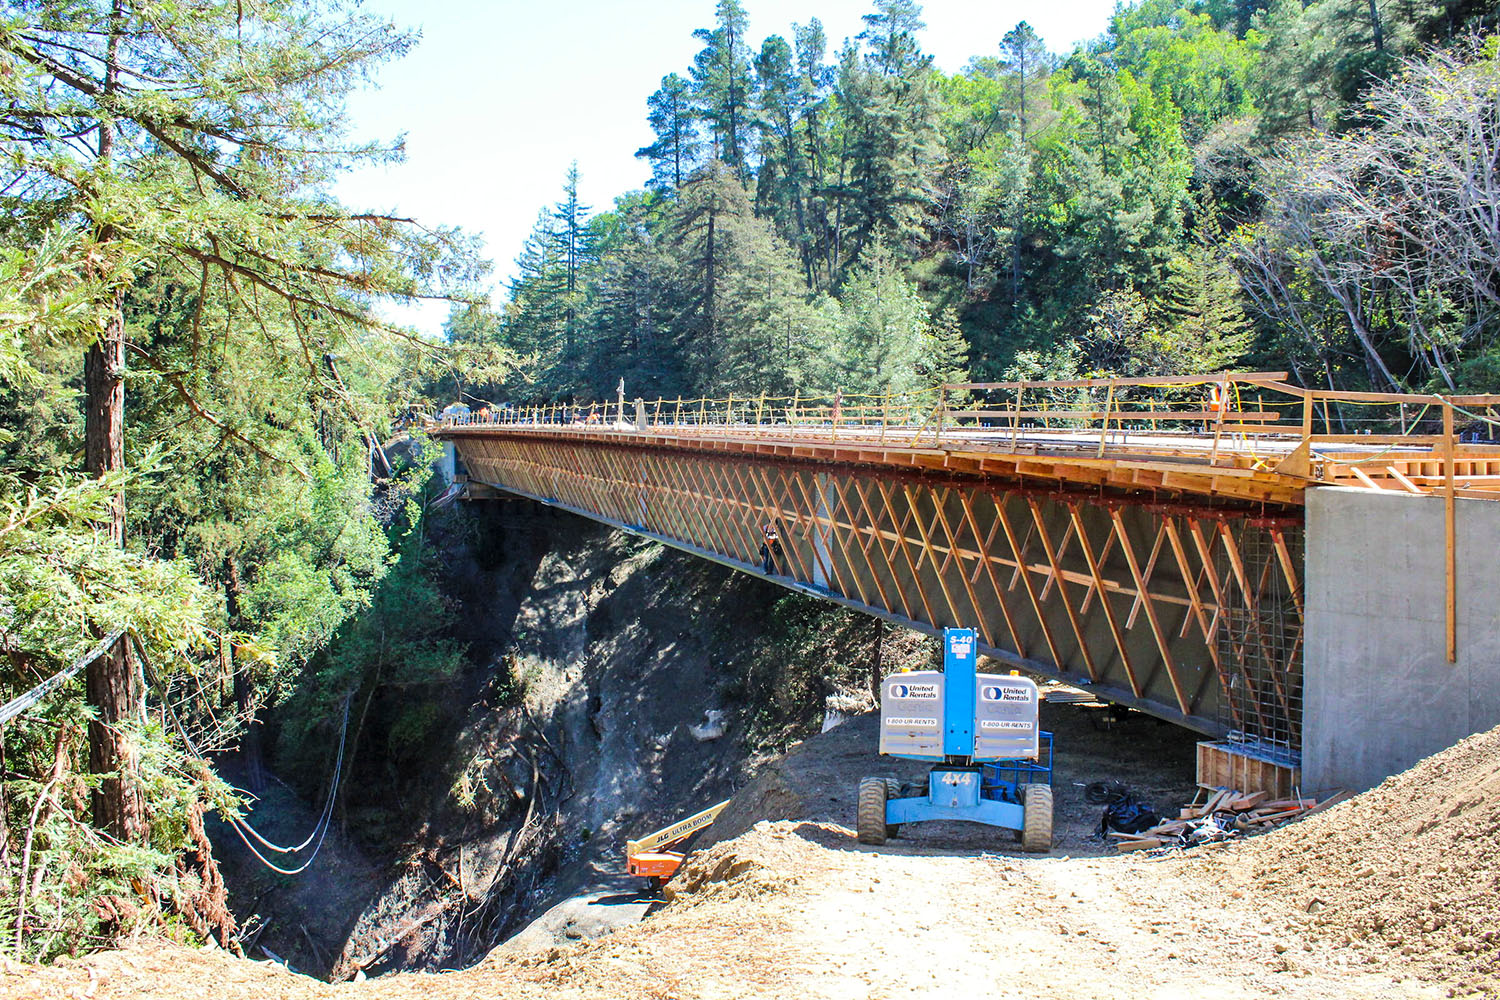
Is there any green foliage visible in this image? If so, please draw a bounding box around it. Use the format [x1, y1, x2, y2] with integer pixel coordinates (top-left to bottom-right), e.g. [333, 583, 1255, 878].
[826, 240, 937, 394]
[489, 0, 1497, 404]
[0, 0, 489, 962]
[271, 467, 467, 796]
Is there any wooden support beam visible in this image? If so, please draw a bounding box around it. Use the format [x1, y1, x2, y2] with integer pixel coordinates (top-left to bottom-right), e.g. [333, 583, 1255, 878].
[849, 479, 916, 622]
[749, 465, 814, 583]
[808, 473, 867, 606]
[1078, 521, 1120, 614]
[1109, 509, 1189, 715]
[930, 489, 995, 646]
[1162, 517, 1242, 731]
[875, 480, 941, 628]
[994, 494, 1064, 669]
[957, 491, 1026, 658]
[762, 467, 819, 585]
[1065, 502, 1135, 693]
[904, 485, 970, 630]
[1269, 528, 1304, 624]
[1037, 518, 1076, 601]
[1122, 521, 1167, 629]
[822, 477, 888, 613]
[1027, 497, 1099, 682]
[788, 470, 845, 593]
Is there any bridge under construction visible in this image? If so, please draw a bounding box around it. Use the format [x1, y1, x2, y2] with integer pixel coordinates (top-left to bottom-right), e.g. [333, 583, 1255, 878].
[432, 372, 1500, 793]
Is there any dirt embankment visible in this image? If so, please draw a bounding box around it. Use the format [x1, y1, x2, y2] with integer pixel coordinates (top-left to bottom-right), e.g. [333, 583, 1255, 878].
[1201, 724, 1500, 996]
[13, 720, 1498, 999]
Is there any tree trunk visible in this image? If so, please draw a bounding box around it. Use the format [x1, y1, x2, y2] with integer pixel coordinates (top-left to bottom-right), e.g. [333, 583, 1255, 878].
[85, 635, 145, 840]
[84, 298, 126, 544]
[1367, 0, 1385, 52]
[84, 293, 145, 841]
[84, 0, 143, 842]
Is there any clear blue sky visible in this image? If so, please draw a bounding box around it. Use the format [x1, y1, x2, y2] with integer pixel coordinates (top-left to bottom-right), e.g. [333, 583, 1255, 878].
[337, 0, 1120, 334]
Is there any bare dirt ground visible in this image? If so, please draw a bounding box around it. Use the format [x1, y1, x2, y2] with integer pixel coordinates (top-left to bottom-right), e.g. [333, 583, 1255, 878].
[12, 717, 1492, 999]
[1, 819, 1439, 1000]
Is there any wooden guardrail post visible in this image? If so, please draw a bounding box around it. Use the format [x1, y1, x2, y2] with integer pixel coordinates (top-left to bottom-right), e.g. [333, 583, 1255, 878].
[1444, 398, 1457, 663]
[1097, 382, 1116, 458]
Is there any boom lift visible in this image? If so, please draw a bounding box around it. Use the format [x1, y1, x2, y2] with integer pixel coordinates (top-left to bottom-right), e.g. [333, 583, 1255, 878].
[625, 799, 731, 887]
[858, 628, 1054, 851]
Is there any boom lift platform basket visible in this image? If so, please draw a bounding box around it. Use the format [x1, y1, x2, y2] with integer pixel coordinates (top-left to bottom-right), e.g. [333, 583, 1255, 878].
[625, 799, 731, 887]
[859, 627, 1054, 851]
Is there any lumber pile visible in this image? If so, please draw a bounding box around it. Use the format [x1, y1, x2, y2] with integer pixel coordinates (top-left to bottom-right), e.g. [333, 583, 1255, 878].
[1111, 787, 1351, 853]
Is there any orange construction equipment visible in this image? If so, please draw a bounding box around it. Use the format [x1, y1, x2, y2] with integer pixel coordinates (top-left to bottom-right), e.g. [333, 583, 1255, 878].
[625, 799, 731, 886]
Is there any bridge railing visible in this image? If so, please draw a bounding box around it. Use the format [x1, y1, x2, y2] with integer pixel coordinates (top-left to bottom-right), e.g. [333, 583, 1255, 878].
[433, 372, 1500, 472]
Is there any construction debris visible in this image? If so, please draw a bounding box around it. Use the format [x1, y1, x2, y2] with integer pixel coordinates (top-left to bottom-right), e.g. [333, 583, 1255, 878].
[1110, 786, 1350, 852]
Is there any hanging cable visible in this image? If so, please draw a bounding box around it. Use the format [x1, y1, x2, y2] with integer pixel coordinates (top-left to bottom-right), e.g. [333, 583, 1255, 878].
[161, 688, 352, 876]
[138, 633, 355, 876]
[229, 694, 351, 855]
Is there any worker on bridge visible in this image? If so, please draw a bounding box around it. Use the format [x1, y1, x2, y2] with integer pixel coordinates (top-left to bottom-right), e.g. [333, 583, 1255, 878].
[1206, 382, 1228, 431]
[760, 522, 782, 574]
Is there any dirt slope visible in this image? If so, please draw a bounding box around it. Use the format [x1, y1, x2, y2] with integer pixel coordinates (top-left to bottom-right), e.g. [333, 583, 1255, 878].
[1200, 724, 1500, 996]
[5, 819, 1438, 1000]
[16, 722, 1498, 999]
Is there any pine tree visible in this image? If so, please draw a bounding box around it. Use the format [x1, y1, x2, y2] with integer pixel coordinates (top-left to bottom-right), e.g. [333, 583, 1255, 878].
[690, 0, 756, 180]
[553, 163, 593, 382]
[835, 27, 943, 273]
[858, 0, 928, 78]
[920, 307, 972, 387]
[1000, 22, 1051, 145]
[637, 73, 702, 191]
[507, 207, 569, 393]
[829, 241, 933, 393]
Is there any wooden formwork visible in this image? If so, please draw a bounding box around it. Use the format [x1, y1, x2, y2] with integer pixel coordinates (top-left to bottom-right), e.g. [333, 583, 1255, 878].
[444, 430, 1305, 742]
[1197, 741, 1302, 799]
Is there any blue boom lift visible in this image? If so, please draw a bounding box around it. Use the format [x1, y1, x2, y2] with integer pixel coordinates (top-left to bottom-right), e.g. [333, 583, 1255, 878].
[858, 628, 1054, 852]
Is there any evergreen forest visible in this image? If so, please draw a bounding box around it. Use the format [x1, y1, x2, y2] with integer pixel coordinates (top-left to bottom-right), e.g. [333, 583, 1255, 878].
[475, 0, 1500, 404]
[0, 0, 1496, 965]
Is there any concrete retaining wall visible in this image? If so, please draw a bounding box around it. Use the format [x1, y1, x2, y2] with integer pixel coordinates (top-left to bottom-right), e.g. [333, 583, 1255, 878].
[1303, 487, 1500, 792]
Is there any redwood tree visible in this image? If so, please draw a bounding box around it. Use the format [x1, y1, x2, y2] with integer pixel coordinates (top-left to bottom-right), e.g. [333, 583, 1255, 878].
[0, 0, 479, 838]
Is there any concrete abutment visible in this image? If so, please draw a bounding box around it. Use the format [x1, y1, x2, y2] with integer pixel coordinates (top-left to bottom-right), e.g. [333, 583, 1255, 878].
[1302, 487, 1500, 792]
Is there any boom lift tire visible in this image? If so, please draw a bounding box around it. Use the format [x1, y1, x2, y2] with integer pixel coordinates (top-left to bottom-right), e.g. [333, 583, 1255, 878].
[857, 777, 889, 845]
[882, 778, 903, 838]
[1021, 783, 1053, 853]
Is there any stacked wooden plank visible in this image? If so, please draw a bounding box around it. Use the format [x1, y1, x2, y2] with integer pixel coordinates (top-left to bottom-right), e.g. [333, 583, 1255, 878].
[1110, 787, 1351, 852]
